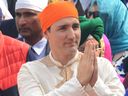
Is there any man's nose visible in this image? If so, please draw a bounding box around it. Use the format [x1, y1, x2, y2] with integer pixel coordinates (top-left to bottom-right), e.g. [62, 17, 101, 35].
[18, 16, 27, 25]
[67, 28, 76, 39]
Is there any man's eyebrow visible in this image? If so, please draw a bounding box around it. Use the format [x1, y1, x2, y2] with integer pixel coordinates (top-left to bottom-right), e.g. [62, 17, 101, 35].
[23, 11, 38, 14]
[15, 11, 20, 14]
[73, 23, 80, 26]
[57, 22, 79, 27]
[57, 24, 68, 28]
[16, 10, 38, 15]
[59, 24, 67, 26]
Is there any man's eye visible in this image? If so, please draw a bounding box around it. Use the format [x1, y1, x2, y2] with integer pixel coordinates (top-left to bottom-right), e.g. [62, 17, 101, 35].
[15, 13, 21, 17]
[72, 23, 79, 30]
[25, 13, 37, 17]
[59, 26, 67, 31]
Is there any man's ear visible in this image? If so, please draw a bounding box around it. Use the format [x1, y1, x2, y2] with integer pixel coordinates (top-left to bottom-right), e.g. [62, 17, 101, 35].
[43, 30, 49, 39]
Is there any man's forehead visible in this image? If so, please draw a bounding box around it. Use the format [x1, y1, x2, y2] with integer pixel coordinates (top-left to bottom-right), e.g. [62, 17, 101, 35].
[16, 8, 39, 13]
[53, 17, 79, 26]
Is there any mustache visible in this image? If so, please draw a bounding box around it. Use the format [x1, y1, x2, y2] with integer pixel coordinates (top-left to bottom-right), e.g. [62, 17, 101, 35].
[18, 27, 31, 32]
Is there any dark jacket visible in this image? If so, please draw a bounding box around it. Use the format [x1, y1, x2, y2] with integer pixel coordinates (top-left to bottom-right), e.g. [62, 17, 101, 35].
[0, 19, 18, 38]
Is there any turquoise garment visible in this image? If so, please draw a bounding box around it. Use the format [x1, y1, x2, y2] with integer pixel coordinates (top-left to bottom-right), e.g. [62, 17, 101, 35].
[96, 0, 128, 55]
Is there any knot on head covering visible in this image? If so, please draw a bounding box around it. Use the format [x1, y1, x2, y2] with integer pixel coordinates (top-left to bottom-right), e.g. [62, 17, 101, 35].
[79, 16, 104, 46]
[15, 0, 48, 12]
[38, 1, 78, 32]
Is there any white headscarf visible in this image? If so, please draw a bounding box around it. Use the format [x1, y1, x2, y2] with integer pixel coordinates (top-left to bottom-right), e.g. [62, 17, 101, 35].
[15, 0, 48, 12]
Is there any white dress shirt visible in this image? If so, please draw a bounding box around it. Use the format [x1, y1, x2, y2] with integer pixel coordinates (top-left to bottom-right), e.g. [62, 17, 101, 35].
[32, 37, 47, 55]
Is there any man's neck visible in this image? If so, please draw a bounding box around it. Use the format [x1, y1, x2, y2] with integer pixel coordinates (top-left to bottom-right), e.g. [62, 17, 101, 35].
[25, 36, 43, 46]
[51, 51, 77, 65]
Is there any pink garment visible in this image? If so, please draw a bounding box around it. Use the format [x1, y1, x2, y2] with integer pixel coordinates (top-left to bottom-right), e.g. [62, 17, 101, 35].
[103, 34, 112, 62]
[119, 75, 124, 83]
[103, 35, 125, 83]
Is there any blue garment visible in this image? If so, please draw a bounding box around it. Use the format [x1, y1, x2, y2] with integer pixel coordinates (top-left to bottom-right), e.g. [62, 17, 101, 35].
[96, 0, 128, 55]
[125, 88, 128, 96]
[27, 47, 46, 61]
[0, 19, 18, 38]
[18, 37, 50, 61]
[27, 39, 50, 61]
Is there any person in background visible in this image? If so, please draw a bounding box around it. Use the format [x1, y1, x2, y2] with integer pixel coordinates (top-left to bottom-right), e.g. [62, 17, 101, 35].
[0, 8, 4, 22]
[89, 0, 128, 80]
[78, 16, 112, 62]
[7, 0, 17, 18]
[0, 31, 29, 96]
[2, 0, 17, 18]
[102, 34, 112, 62]
[0, 0, 13, 20]
[0, 0, 18, 38]
[18, 1, 125, 96]
[15, 0, 49, 61]
[77, 0, 128, 62]
[78, 16, 102, 54]
[0, 19, 18, 38]
[91, 0, 128, 61]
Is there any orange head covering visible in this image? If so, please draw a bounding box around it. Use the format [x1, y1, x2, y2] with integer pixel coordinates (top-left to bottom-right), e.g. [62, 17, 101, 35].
[38, 1, 78, 32]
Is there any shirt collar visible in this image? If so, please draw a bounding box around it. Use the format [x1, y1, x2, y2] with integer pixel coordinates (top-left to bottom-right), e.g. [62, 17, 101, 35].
[49, 51, 82, 68]
[32, 37, 47, 55]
